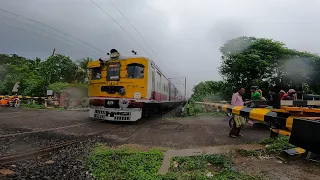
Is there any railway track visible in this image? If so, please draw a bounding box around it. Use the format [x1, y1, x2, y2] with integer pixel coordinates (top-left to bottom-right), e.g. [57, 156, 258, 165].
[0, 121, 93, 138]
[0, 106, 182, 164]
[0, 106, 179, 138]
[0, 124, 124, 164]
[0, 110, 82, 120]
[0, 139, 79, 164]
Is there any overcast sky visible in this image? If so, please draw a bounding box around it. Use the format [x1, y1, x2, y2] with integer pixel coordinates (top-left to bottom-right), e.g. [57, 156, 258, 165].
[1, 0, 320, 96]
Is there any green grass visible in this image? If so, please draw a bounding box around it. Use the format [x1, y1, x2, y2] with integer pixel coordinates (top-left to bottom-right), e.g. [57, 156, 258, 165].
[86, 145, 165, 180]
[193, 112, 227, 117]
[236, 149, 260, 157]
[164, 154, 262, 180]
[21, 103, 65, 110]
[259, 136, 295, 154]
[21, 103, 46, 109]
[86, 145, 262, 180]
[179, 103, 227, 118]
[235, 136, 295, 157]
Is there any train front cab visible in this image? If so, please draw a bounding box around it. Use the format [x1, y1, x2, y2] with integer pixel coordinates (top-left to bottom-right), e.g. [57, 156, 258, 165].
[87, 57, 149, 121]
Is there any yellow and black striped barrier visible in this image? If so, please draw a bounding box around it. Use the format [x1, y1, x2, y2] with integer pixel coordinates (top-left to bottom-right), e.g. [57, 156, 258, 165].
[195, 102, 293, 134]
[0, 95, 47, 99]
[196, 102, 320, 155]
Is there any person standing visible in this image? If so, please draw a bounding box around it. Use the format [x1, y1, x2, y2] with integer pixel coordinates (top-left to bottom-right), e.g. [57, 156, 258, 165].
[186, 101, 190, 115]
[283, 89, 296, 100]
[279, 90, 287, 100]
[229, 87, 246, 138]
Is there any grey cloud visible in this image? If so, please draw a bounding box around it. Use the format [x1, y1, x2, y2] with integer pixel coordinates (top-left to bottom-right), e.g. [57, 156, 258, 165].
[1, 0, 320, 96]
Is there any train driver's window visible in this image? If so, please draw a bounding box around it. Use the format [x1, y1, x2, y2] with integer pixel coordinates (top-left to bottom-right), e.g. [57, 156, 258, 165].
[91, 67, 101, 80]
[127, 63, 144, 79]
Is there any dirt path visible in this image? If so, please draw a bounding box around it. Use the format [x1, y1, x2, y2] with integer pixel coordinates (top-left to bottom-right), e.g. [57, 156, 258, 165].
[0, 108, 270, 149]
[234, 156, 320, 180]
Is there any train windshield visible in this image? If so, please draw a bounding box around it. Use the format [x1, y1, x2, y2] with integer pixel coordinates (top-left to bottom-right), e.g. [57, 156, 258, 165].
[107, 62, 120, 81]
[91, 67, 101, 80]
[127, 63, 144, 79]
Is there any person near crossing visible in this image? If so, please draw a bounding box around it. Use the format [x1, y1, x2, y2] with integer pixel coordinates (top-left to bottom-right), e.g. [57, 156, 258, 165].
[229, 87, 246, 138]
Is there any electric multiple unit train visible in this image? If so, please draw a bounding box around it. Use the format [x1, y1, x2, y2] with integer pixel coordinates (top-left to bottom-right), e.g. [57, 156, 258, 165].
[87, 49, 186, 121]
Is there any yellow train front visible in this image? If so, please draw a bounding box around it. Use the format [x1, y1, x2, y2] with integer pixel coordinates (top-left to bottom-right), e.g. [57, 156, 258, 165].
[87, 49, 185, 121]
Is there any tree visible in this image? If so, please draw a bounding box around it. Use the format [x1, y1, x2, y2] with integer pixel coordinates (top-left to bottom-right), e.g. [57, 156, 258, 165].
[191, 36, 320, 102]
[39, 54, 79, 84]
[219, 36, 287, 89]
[219, 36, 320, 97]
[0, 53, 91, 96]
[75, 57, 93, 83]
[190, 81, 229, 101]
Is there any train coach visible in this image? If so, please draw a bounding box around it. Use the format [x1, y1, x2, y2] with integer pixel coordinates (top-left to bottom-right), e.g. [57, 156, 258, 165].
[87, 49, 186, 121]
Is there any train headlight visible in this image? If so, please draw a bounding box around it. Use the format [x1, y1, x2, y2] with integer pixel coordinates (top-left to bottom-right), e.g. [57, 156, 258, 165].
[110, 52, 119, 58]
[119, 98, 129, 109]
[108, 49, 120, 60]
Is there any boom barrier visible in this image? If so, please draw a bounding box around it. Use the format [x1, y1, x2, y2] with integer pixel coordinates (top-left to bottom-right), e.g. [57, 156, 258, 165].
[0, 95, 47, 99]
[195, 101, 320, 155]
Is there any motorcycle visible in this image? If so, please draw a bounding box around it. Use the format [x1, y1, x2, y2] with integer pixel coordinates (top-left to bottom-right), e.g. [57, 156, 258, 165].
[14, 98, 20, 108]
[9, 98, 20, 108]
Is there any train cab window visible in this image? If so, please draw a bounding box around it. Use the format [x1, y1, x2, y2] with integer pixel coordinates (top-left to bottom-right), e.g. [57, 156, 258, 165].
[107, 63, 120, 81]
[91, 67, 101, 80]
[127, 63, 144, 79]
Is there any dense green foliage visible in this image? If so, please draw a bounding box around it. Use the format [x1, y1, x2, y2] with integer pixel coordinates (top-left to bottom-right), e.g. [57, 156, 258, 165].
[191, 36, 320, 101]
[86, 146, 164, 180]
[0, 54, 91, 96]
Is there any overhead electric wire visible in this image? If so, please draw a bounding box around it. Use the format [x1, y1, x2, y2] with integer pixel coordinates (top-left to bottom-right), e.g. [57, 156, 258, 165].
[0, 15, 103, 57]
[0, 8, 106, 56]
[106, 0, 171, 74]
[95, 1, 185, 92]
[97, 0, 177, 78]
[89, 0, 153, 58]
[0, 21, 100, 58]
[107, 0, 159, 57]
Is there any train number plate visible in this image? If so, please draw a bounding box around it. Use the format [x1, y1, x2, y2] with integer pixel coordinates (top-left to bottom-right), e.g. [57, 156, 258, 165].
[94, 113, 105, 119]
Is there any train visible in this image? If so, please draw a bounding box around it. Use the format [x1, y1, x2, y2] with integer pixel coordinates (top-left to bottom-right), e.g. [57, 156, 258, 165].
[87, 49, 186, 121]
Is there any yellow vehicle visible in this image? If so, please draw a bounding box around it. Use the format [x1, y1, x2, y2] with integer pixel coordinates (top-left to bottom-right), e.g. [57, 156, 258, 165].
[87, 49, 185, 121]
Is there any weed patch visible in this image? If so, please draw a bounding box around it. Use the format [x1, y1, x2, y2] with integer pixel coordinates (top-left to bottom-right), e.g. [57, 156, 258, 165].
[236, 149, 260, 157]
[86, 145, 164, 180]
[194, 112, 227, 116]
[259, 136, 295, 154]
[86, 145, 263, 180]
[21, 103, 45, 109]
[163, 154, 261, 180]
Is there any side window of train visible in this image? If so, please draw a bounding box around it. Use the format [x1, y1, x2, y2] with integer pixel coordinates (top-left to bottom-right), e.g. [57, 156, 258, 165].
[91, 67, 101, 80]
[127, 63, 144, 79]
